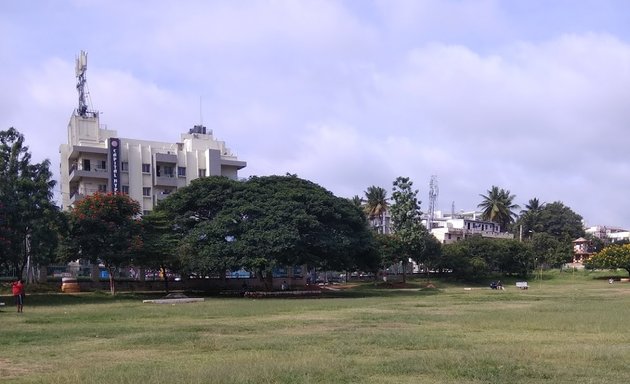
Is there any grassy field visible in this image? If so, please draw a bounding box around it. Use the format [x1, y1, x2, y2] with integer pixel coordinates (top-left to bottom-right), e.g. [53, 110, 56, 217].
[1, 270, 629, 383]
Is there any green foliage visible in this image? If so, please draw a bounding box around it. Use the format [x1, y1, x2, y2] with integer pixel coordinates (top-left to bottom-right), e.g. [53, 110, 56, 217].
[349, 195, 363, 208]
[478, 185, 520, 231]
[137, 210, 181, 292]
[388, 176, 433, 280]
[517, 197, 546, 237]
[516, 200, 584, 266]
[0, 127, 60, 277]
[157, 175, 378, 287]
[62, 193, 142, 294]
[374, 177, 443, 279]
[536, 201, 585, 243]
[530, 232, 572, 267]
[441, 236, 533, 280]
[363, 185, 388, 233]
[585, 243, 630, 276]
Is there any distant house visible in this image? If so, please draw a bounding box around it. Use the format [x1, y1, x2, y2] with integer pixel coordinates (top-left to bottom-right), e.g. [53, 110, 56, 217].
[424, 211, 514, 244]
[585, 225, 630, 244]
[572, 237, 594, 264]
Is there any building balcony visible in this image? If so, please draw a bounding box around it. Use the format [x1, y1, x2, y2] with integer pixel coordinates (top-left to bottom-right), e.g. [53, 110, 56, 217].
[220, 158, 247, 170]
[155, 152, 178, 164]
[68, 145, 108, 160]
[466, 229, 514, 239]
[154, 174, 178, 187]
[69, 166, 109, 183]
[69, 187, 99, 205]
[154, 191, 174, 203]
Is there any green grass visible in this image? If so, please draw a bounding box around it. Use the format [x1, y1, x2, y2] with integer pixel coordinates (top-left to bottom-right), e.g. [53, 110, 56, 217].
[1, 271, 629, 383]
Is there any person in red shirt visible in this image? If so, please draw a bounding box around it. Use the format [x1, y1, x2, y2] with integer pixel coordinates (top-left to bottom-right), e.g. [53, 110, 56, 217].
[11, 279, 24, 313]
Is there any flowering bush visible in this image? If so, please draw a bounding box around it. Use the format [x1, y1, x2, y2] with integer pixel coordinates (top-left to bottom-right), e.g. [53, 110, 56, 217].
[585, 243, 630, 276]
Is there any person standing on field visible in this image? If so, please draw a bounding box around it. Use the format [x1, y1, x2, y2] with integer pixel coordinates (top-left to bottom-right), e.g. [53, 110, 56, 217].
[12, 279, 24, 313]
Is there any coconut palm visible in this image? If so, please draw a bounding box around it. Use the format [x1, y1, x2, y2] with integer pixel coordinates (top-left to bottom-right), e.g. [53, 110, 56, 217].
[364, 186, 388, 233]
[518, 198, 546, 238]
[350, 195, 363, 208]
[521, 198, 545, 216]
[477, 186, 520, 231]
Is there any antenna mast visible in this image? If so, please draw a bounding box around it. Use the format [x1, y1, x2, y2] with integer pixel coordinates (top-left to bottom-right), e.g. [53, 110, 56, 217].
[428, 175, 439, 230]
[76, 51, 96, 117]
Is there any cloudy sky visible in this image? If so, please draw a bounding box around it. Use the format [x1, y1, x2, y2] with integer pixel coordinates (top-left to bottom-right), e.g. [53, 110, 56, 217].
[1, 0, 629, 229]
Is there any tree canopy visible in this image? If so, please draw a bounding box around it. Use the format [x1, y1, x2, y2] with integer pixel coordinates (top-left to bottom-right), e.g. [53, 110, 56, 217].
[388, 176, 424, 282]
[585, 243, 630, 276]
[440, 237, 533, 280]
[517, 198, 546, 238]
[0, 127, 60, 279]
[61, 193, 142, 294]
[364, 185, 388, 233]
[157, 175, 378, 289]
[478, 186, 520, 230]
[535, 201, 584, 242]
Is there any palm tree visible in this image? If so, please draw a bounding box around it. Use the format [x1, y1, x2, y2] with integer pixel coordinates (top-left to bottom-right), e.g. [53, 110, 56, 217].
[477, 186, 520, 231]
[364, 186, 388, 234]
[350, 195, 363, 208]
[518, 198, 545, 237]
[520, 198, 545, 215]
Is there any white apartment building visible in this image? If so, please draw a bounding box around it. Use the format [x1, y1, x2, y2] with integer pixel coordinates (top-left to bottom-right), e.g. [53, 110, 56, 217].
[425, 211, 514, 244]
[585, 225, 630, 243]
[59, 111, 246, 213]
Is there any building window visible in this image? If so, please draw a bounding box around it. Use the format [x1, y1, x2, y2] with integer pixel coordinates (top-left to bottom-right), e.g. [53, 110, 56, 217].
[142, 163, 151, 173]
[97, 184, 107, 192]
[122, 185, 129, 194]
[98, 160, 106, 170]
[121, 162, 129, 172]
[143, 187, 151, 196]
[83, 159, 91, 171]
[198, 168, 206, 178]
[177, 166, 186, 177]
[143, 210, 151, 216]
[163, 166, 174, 177]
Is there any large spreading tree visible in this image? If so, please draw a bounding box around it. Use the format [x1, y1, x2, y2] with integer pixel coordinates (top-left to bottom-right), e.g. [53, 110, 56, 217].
[157, 175, 378, 290]
[137, 210, 181, 293]
[0, 128, 60, 280]
[536, 201, 584, 242]
[61, 193, 142, 294]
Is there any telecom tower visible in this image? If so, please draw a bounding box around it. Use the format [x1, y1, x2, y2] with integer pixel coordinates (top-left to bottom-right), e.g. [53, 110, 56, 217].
[427, 175, 439, 230]
[75, 50, 94, 117]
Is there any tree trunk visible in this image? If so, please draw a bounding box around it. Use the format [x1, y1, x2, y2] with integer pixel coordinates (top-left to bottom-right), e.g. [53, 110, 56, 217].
[160, 265, 169, 294]
[266, 271, 273, 291]
[401, 260, 407, 283]
[108, 266, 116, 295]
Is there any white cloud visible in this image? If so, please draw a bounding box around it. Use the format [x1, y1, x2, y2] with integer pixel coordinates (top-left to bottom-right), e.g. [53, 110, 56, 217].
[1, 1, 630, 229]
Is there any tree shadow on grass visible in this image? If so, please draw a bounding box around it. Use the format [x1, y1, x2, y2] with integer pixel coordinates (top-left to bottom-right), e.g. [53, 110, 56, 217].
[320, 287, 442, 299]
[3, 291, 166, 308]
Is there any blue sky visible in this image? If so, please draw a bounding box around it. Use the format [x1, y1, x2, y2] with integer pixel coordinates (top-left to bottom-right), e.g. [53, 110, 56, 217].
[1, 0, 630, 229]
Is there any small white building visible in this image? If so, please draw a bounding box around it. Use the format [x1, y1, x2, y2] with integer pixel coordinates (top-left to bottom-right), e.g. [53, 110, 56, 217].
[425, 211, 514, 244]
[585, 225, 630, 244]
